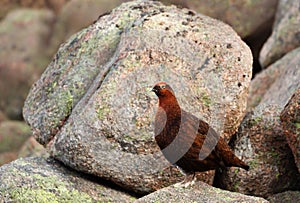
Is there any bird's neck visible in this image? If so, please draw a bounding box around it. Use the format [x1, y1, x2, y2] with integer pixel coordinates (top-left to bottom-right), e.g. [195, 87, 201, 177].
[158, 96, 181, 117]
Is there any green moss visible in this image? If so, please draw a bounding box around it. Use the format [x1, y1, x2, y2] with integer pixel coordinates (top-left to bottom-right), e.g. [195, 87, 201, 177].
[295, 123, 300, 129]
[9, 173, 93, 203]
[96, 104, 110, 120]
[248, 159, 259, 169]
[200, 92, 212, 107]
[65, 90, 74, 115]
[249, 116, 262, 126]
[232, 180, 240, 192]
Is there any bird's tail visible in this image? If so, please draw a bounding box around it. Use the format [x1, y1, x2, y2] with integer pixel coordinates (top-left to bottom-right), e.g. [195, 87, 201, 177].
[230, 155, 249, 171]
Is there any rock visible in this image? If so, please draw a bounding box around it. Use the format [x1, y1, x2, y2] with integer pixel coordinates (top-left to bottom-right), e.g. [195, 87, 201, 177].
[0, 0, 68, 19]
[161, 0, 278, 38]
[135, 181, 269, 203]
[215, 48, 300, 197]
[0, 157, 135, 202]
[281, 87, 300, 172]
[260, 0, 300, 68]
[50, 0, 128, 55]
[23, 0, 252, 194]
[0, 9, 55, 119]
[215, 106, 300, 197]
[268, 191, 300, 203]
[248, 47, 300, 110]
[0, 121, 31, 166]
[18, 136, 48, 158]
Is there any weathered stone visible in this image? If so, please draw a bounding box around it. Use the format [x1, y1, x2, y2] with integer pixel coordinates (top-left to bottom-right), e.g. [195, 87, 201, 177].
[248, 47, 300, 110]
[215, 48, 300, 198]
[215, 106, 300, 197]
[161, 0, 278, 38]
[260, 0, 300, 68]
[0, 157, 135, 202]
[0, 9, 55, 119]
[268, 191, 300, 203]
[281, 87, 300, 173]
[23, 0, 252, 194]
[135, 181, 269, 203]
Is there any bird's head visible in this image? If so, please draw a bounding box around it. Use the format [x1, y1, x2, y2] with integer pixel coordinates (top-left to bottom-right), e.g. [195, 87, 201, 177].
[151, 82, 175, 98]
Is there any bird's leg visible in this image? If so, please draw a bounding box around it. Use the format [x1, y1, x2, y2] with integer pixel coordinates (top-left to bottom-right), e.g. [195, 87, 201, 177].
[182, 172, 196, 188]
[174, 172, 196, 188]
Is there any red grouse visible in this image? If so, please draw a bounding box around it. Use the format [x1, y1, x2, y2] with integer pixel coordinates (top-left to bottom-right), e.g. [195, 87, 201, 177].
[152, 82, 249, 183]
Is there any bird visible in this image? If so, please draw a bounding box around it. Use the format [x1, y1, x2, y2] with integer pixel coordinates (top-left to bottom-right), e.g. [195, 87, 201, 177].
[152, 81, 249, 185]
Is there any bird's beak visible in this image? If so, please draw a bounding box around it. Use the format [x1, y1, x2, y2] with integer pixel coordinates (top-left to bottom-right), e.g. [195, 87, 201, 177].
[151, 86, 158, 94]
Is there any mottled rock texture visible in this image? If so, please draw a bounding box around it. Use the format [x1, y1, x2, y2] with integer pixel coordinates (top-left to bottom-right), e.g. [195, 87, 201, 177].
[260, 0, 300, 68]
[268, 191, 300, 203]
[135, 181, 269, 203]
[215, 48, 300, 198]
[23, 0, 252, 194]
[0, 157, 135, 202]
[281, 87, 300, 173]
[248, 47, 300, 110]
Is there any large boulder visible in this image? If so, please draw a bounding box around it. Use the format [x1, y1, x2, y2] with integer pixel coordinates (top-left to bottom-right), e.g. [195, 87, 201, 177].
[260, 0, 300, 68]
[23, 0, 252, 194]
[0, 9, 55, 119]
[0, 157, 135, 202]
[248, 47, 300, 110]
[281, 87, 300, 172]
[215, 48, 300, 198]
[135, 181, 268, 203]
[161, 0, 278, 38]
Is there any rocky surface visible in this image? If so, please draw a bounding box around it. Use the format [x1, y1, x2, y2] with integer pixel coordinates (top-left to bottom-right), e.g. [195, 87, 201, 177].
[268, 191, 300, 203]
[161, 0, 278, 38]
[0, 9, 55, 119]
[281, 87, 300, 173]
[135, 181, 269, 203]
[215, 49, 300, 197]
[260, 0, 300, 68]
[0, 157, 135, 202]
[215, 106, 300, 197]
[248, 47, 300, 110]
[23, 0, 252, 194]
[0, 121, 32, 165]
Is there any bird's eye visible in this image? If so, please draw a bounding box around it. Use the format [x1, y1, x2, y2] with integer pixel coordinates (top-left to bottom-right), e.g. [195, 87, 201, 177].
[160, 85, 166, 89]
